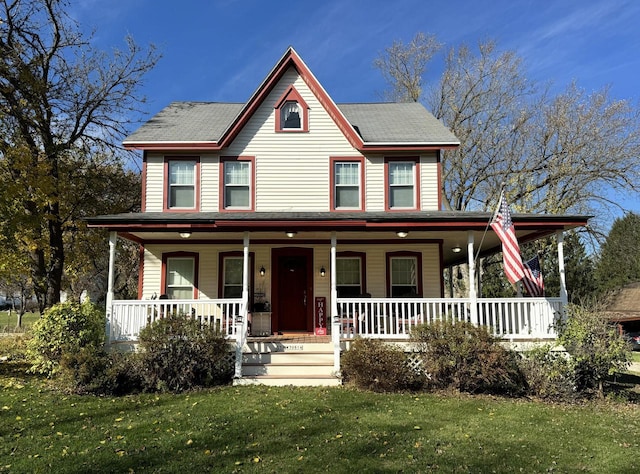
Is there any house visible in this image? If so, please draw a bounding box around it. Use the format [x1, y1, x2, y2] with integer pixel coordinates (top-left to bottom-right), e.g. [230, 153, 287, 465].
[87, 47, 588, 385]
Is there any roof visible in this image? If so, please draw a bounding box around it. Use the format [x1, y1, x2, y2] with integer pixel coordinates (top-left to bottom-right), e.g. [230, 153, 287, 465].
[123, 47, 459, 151]
[604, 282, 640, 322]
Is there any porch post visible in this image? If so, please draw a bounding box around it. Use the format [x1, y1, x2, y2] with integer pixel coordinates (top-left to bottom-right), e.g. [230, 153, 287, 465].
[557, 231, 568, 307]
[105, 231, 117, 344]
[467, 231, 478, 325]
[235, 232, 250, 379]
[330, 232, 340, 374]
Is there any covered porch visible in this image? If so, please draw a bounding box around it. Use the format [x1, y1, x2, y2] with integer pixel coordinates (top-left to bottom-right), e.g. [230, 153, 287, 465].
[90, 211, 587, 379]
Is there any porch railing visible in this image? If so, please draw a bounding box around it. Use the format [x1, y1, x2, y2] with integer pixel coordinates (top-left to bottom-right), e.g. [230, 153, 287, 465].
[108, 299, 244, 342]
[336, 297, 564, 340]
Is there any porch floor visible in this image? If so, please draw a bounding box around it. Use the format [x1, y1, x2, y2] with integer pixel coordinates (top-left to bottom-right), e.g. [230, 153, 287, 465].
[246, 333, 331, 344]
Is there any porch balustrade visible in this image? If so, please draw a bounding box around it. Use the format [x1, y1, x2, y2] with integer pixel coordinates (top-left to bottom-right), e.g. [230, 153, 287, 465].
[336, 297, 564, 340]
[108, 299, 244, 342]
[108, 297, 563, 343]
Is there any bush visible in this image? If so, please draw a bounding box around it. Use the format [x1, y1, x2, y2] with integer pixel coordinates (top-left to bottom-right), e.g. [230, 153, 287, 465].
[138, 314, 233, 393]
[26, 301, 105, 376]
[341, 338, 421, 392]
[518, 345, 577, 401]
[557, 304, 631, 397]
[411, 320, 525, 395]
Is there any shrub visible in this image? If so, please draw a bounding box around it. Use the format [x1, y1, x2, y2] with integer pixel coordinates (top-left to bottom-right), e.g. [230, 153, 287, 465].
[518, 345, 577, 401]
[138, 314, 233, 393]
[26, 301, 105, 376]
[341, 338, 421, 392]
[557, 304, 631, 397]
[411, 320, 525, 395]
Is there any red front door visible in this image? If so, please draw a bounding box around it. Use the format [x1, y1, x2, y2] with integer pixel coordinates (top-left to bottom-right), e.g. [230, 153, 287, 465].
[272, 248, 313, 332]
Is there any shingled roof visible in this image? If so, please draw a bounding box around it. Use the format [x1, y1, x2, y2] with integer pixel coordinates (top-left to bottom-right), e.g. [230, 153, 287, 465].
[124, 101, 458, 146]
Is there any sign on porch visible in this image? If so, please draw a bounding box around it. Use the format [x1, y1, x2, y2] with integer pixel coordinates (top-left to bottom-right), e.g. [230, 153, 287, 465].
[314, 297, 327, 335]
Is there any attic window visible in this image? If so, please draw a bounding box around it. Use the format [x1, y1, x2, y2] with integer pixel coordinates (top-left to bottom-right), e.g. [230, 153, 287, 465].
[275, 85, 309, 132]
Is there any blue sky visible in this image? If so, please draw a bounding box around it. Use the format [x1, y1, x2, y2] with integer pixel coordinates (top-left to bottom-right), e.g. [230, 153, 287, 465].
[71, 0, 640, 219]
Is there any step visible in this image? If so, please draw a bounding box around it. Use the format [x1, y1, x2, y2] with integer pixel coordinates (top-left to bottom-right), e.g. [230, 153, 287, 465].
[242, 362, 333, 377]
[234, 375, 342, 387]
[243, 351, 334, 365]
[242, 341, 334, 354]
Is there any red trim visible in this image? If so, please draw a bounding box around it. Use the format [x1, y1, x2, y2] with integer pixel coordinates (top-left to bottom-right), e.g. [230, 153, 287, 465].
[385, 251, 423, 297]
[137, 244, 145, 299]
[274, 85, 309, 132]
[163, 156, 201, 212]
[161, 251, 199, 298]
[336, 251, 367, 294]
[384, 157, 421, 211]
[123, 142, 459, 153]
[141, 152, 148, 212]
[329, 157, 365, 211]
[217, 251, 255, 305]
[219, 156, 256, 212]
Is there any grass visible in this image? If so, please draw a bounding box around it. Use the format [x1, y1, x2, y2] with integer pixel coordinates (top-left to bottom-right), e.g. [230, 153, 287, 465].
[0, 311, 39, 331]
[632, 352, 640, 364]
[1, 364, 639, 473]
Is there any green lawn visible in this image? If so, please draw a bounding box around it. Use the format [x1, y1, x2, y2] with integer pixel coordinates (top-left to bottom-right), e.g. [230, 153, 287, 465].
[1, 366, 639, 474]
[0, 311, 39, 331]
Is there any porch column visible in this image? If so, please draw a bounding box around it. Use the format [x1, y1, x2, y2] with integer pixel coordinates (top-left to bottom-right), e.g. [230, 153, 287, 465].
[105, 231, 117, 343]
[467, 231, 478, 325]
[557, 231, 568, 307]
[330, 232, 340, 373]
[235, 232, 250, 379]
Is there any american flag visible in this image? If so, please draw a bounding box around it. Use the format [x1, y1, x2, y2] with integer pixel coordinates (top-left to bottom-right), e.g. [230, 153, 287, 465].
[490, 192, 525, 285]
[522, 255, 545, 297]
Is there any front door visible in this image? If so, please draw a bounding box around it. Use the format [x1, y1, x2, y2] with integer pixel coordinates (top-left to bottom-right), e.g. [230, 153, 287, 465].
[272, 247, 313, 332]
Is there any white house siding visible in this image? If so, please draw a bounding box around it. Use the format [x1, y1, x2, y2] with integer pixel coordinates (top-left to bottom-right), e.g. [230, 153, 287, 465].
[140, 240, 441, 302]
[223, 67, 359, 212]
[364, 155, 385, 211]
[420, 154, 439, 211]
[144, 154, 165, 212]
[200, 154, 219, 212]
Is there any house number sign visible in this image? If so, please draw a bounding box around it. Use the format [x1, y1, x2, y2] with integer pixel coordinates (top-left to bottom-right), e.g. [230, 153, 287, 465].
[314, 297, 327, 335]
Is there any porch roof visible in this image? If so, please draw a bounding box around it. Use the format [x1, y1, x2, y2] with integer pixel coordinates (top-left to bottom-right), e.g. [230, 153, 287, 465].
[86, 211, 589, 266]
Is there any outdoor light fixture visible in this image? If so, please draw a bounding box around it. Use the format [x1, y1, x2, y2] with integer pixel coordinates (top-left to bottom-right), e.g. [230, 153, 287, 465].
[285, 231, 297, 238]
[179, 232, 192, 239]
[260, 266, 266, 276]
[451, 246, 462, 253]
[396, 231, 409, 238]
[320, 266, 326, 277]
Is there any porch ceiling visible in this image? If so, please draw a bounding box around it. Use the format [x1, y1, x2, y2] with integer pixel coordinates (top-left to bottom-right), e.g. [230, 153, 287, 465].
[86, 211, 589, 266]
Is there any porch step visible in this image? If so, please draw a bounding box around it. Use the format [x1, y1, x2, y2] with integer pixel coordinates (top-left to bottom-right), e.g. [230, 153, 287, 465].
[237, 339, 340, 386]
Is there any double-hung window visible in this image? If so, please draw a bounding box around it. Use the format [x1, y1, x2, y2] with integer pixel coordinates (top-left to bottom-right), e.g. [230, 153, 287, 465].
[168, 160, 196, 209]
[387, 252, 422, 297]
[386, 160, 419, 210]
[336, 256, 364, 297]
[222, 158, 253, 210]
[165, 256, 196, 299]
[334, 161, 361, 209]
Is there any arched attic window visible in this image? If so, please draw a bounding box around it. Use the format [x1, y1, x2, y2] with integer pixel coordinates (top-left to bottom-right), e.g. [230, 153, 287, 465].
[274, 85, 309, 132]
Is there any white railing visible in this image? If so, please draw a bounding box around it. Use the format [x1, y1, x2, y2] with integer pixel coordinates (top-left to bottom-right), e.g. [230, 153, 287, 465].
[108, 299, 244, 342]
[336, 297, 564, 340]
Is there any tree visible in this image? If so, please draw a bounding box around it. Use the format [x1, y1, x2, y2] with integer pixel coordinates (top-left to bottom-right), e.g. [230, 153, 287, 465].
[0, 0, 158, 310]
[374, 37, 640, 219]
[594, 212, 640, 293]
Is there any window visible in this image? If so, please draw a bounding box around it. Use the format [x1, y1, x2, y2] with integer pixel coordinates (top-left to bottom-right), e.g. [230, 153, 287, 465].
[220, 157, 254, 211]
[385, 158, 420, 210]
[336, 258, 362, 297]
[165, 158, 199, 211]
[333, 161, 362, 210]
[274, 85, 309, 132]
[162, 252, 199, 299]
[386, 252, 422, 297]
[218, 252, 255, 304]
[222, 257, 244, 298]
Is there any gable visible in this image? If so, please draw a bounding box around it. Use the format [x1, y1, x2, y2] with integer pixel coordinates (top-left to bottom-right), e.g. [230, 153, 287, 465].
[123, 47, 459, 152]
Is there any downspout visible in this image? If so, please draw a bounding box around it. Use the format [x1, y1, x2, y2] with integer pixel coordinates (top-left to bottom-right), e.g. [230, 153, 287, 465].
[467, 231, 478, 325]
[557, 230, 568, 310]
[106, 231, 117, 345]
[330, 232, 340, 374]
[235, 232, 250, 379]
